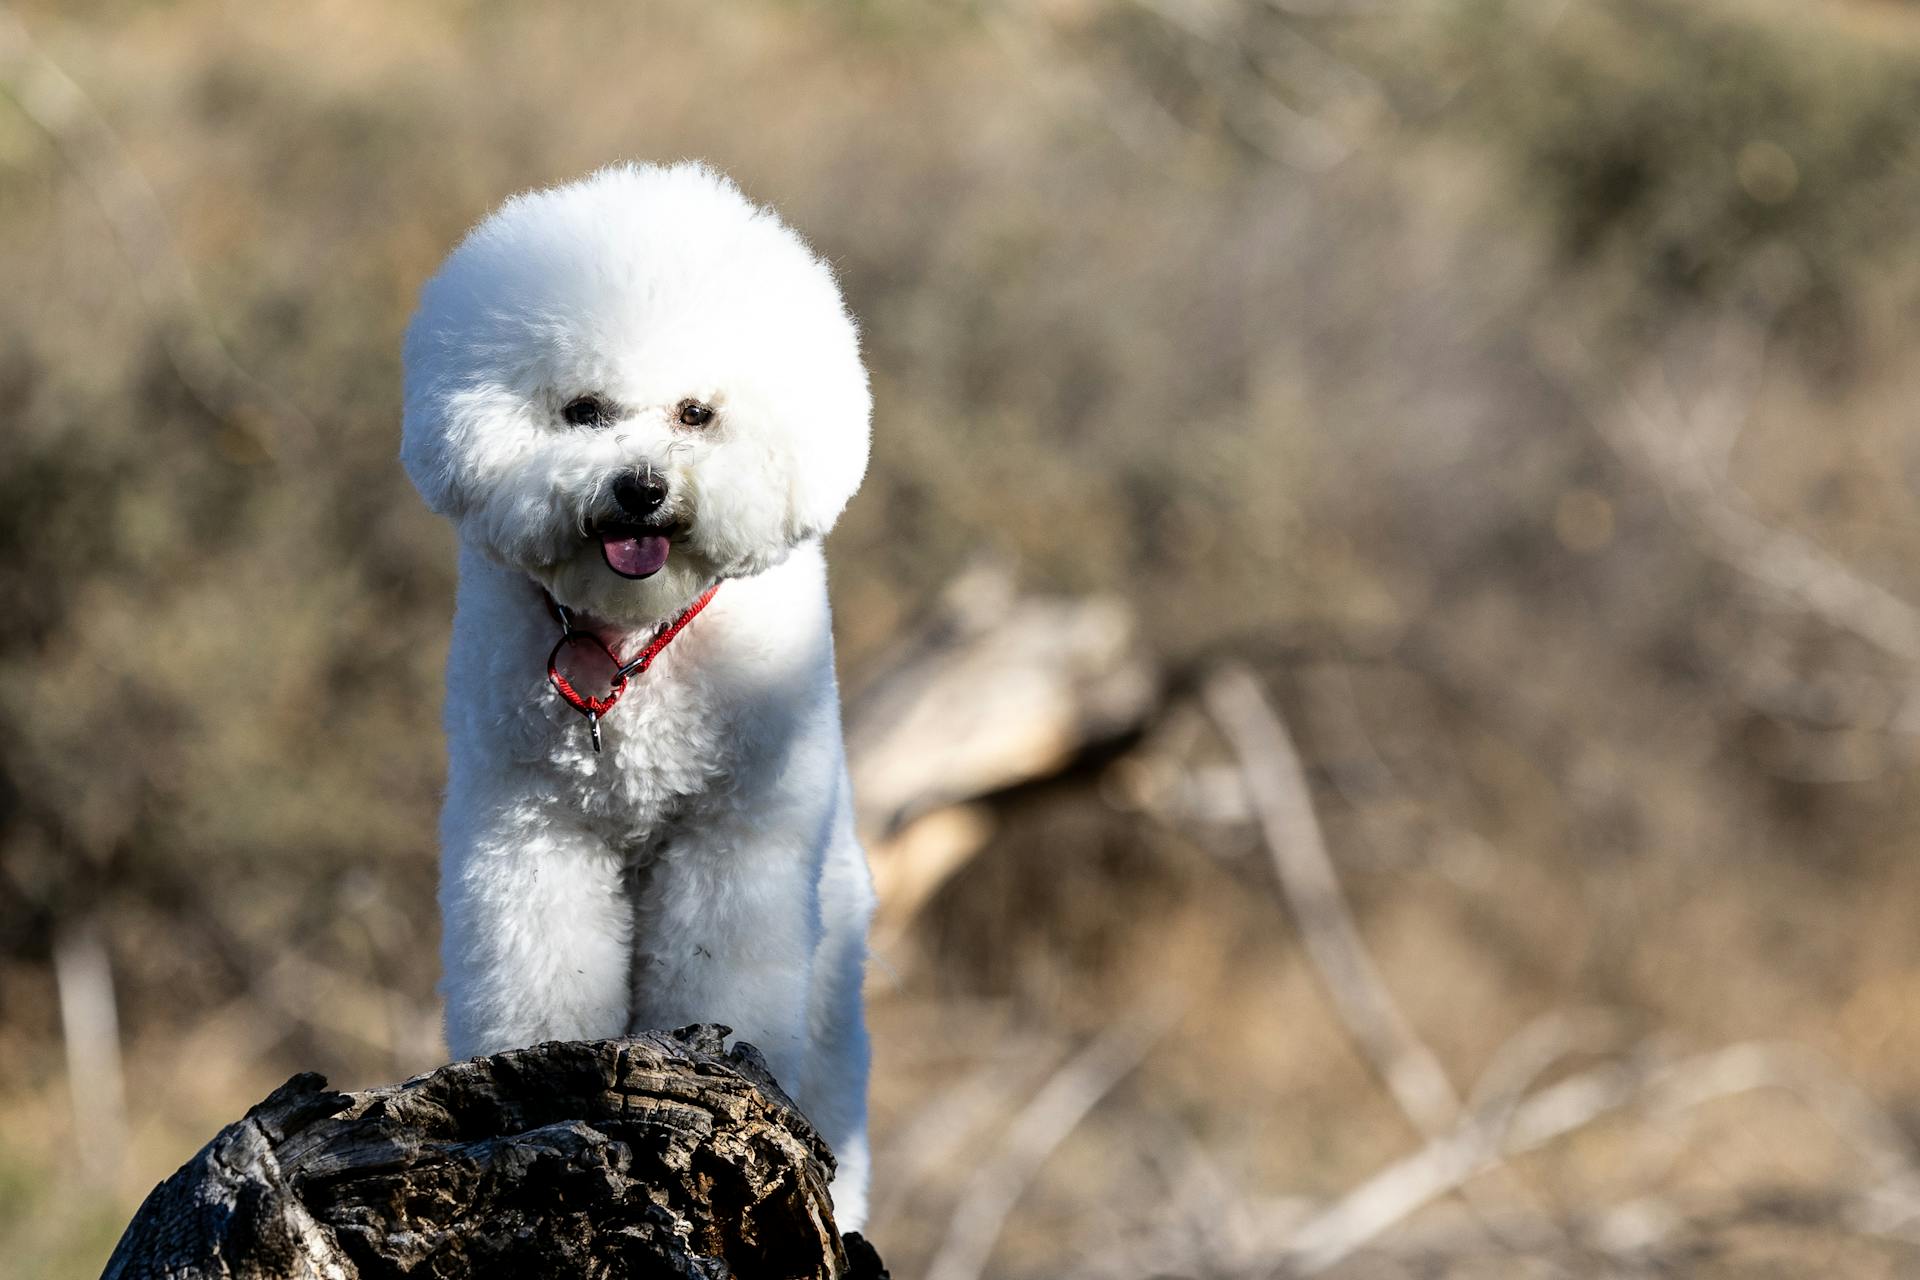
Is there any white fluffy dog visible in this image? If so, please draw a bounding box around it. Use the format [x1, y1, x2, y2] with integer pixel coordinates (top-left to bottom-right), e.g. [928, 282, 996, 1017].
[400, 163, 875, 1227]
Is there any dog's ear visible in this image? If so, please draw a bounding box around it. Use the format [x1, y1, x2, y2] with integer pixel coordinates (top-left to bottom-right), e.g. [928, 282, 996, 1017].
[783, 380, 872, 544]
[399, 386, 470, 520]
[400, 312, 492, 521]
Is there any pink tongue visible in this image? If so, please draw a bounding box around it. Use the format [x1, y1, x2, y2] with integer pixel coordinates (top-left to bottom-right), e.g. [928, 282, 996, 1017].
[600, 531, 671, 578]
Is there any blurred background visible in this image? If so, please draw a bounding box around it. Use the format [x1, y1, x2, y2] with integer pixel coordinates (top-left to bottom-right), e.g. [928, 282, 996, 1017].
[5, 0, 1920, 1275]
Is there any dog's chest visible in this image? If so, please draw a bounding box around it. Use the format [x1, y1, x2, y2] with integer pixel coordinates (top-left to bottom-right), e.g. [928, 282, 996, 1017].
[539, 664, 740, 835]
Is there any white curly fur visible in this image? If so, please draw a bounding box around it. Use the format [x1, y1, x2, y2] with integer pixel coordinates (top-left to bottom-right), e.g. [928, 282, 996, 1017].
[401, 162, 874, 1227]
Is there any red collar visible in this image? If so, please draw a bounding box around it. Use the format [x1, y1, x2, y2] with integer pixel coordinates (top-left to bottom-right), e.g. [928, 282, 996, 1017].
[544, 583, 720, 752]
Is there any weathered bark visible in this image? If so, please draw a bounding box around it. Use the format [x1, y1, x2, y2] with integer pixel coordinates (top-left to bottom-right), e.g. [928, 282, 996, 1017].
[101, 1025, 887, 1279]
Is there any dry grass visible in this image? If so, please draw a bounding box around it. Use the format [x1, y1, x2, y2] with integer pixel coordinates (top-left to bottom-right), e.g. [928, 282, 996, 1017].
[5, 0, 1920, 1275]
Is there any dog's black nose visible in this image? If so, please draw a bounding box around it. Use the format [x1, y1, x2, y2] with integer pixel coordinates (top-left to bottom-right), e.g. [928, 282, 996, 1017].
[611, 471, 669, 521]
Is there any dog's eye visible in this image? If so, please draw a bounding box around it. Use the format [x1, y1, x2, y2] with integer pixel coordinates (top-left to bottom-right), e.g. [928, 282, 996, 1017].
[562, 395, 612, 428]
[677, 401, 715, 428]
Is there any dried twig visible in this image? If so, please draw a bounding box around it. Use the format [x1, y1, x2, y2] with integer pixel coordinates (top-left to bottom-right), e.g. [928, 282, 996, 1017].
[923, 1008, 1179, 1280]
[1279, 1038, 1920, 1273]
[1124, 0, 1360, 170]
[52, 916, 126, 1185]
[1542, 318, 1920, 668]
[1201, 663, 1461, 1135]
[1648, 1041, 1920, 1237]
[1203, 664, 1587, 1261]
[868, 1028, 1064, 1229]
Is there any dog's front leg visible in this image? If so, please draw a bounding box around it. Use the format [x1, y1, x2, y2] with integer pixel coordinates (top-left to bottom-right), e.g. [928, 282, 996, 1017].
[438, 800, 635, 1060]
[628, 821, 821, 1102]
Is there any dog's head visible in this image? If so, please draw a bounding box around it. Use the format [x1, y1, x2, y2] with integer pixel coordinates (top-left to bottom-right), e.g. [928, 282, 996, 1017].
[401, 163, 870, 624]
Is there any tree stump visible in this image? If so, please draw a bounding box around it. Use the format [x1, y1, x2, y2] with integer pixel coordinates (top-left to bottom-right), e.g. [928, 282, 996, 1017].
[101, 1025, 887, 1279]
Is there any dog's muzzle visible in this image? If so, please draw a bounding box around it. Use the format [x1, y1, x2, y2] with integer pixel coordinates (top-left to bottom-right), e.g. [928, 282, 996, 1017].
[611, 470, 669, 522]
[593, 468, 675, 580]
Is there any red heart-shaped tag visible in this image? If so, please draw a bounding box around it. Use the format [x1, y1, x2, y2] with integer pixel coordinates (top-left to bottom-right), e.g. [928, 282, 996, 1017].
[547, 631, 629, 717]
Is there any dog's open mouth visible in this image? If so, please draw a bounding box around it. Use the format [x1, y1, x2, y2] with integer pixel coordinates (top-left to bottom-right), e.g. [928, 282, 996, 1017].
[596, 524, 673, 579]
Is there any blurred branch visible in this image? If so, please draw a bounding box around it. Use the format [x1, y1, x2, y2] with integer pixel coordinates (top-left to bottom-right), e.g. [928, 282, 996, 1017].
[52, 915, 125, 1187]
[1203, 663, 1583, 1261]
[1122, 0, 1363, 170]
[1280, 1051, 1651, 1272]
[0, 5, 311, 460]
[1652, 1041, 1920, 1237]
[870, 1028, 1064, 1229]
[1199, 658, 1917, 1269]
[1139, 1112, 1274, 1267]
[1201, 663, 1461, 1135]
[990, 0, 1390, 171]
[923, 1009, 1179, 1280]
[1542, 317, 1920, 669]
[1279, 1038, 1920, 1272]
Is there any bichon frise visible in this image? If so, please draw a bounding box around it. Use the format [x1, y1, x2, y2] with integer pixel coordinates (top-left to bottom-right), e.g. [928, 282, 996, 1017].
[400, 162, 874, 1226]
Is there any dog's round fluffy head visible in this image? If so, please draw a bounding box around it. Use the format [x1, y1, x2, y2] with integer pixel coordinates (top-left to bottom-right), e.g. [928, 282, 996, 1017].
[401, 162, 870, 623]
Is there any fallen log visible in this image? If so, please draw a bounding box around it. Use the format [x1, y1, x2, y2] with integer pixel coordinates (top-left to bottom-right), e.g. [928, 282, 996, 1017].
[100, 1025, 887, 1279]
[846, 565, 1159, 944]
[846, 565, 1157, 837]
